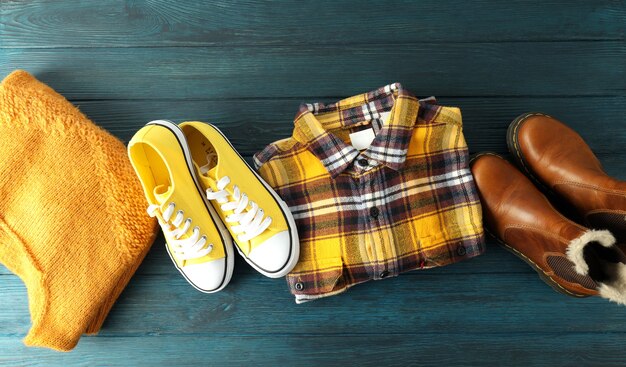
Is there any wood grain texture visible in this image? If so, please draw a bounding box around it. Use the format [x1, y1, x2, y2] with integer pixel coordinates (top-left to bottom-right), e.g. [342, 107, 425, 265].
[2, 251, 626, 338]
[1, 333, 626, 367]
[1, 0, 624, 48]
[1, 0, 625, 366]
[66, 96, 626, 157]
[1, 41, 625, 100]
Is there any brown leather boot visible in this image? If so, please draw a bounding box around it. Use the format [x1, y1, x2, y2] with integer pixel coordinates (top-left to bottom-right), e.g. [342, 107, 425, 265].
[507, 112, 626, 243]
[471, 153, 626, 304]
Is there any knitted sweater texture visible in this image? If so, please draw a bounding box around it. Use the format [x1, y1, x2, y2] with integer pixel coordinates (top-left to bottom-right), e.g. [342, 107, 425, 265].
[0, 70, 157, 351]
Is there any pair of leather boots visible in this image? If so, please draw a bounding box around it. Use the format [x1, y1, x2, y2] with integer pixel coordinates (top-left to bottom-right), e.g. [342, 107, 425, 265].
[471, 113, 626, 305]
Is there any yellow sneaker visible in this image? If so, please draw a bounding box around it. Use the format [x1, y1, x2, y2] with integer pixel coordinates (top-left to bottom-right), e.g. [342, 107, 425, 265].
[180, 121, 299, 278]
[128, 120, 234, 292]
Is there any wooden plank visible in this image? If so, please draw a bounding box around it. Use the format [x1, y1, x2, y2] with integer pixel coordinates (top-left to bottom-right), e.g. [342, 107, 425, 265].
[1, 257, 625, 337]
[0, 333, 625, 366]
[62, 96, 626, 178]
[62, 96, 626, 158]
[1, 0, 624, 48]
[1, 42, 624, 100]
[2, 95, 623, 161]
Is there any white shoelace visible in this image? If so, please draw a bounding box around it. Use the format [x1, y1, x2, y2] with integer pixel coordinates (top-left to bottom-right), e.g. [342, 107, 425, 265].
[147, 202, 213, 261]
[205, 176, 272, 242]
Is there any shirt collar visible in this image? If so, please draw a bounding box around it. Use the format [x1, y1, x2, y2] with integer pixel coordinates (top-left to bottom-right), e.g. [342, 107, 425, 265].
[293, 83, 420, 178]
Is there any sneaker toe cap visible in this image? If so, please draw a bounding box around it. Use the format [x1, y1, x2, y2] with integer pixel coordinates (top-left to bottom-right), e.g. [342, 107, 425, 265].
[181, 258, 228, 292]
[247, 231, 294, 275]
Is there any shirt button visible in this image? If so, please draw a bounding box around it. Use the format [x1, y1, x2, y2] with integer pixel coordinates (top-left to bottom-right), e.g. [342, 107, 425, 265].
[294, 282, 304, 291]
[370, 207, 379, 218]
[457, 244, 467, 256]
[380, 270, 390, 278]
[357, 158, 369, 167]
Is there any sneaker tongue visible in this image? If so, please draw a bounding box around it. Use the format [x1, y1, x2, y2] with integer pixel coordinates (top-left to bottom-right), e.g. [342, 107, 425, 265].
[198, 166, 220, 190]
[153, 184, 173, 205]
[198, 153, 217, 176]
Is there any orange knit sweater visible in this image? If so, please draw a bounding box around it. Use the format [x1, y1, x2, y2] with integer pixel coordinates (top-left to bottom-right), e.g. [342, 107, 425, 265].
[0, 70, 158, 351]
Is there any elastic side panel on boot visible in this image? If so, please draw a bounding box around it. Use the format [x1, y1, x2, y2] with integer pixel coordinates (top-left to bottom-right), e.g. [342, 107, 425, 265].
[586, 212, 626, 244]
[546, 255, 598, 290]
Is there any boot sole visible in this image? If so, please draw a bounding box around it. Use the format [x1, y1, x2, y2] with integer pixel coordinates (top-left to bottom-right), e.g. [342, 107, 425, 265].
[469, 152, 589, 298]
[506, 112, 555, 195]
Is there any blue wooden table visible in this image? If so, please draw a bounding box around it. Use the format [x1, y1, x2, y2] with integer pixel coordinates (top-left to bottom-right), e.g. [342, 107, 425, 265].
[1, 1, 625, 366]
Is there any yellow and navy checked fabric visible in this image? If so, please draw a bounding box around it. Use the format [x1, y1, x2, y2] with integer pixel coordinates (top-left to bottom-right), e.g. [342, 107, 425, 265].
[254, 83, 484, 303]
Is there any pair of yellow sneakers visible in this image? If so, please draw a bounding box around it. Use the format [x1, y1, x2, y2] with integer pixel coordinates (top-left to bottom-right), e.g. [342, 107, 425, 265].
[128, 120, 299, 292]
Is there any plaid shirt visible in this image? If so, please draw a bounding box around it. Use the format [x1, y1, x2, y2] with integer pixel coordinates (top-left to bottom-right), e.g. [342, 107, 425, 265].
[254, 83, 484, 303]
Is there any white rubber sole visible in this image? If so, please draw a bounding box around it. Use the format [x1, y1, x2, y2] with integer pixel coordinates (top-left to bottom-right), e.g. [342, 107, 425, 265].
[146, 119, 235, 293]
[188, 122, 300, 278]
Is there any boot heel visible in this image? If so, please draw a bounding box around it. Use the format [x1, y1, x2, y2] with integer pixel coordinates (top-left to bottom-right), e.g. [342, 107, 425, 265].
[586, 211, 626, 243]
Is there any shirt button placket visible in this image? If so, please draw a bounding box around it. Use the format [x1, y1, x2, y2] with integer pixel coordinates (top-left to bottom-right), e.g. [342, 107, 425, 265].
[368, 173, 388, 280]
[355, 169, 375, 275]
[369, 206, 379, 219]
[359, 168, 379, 277]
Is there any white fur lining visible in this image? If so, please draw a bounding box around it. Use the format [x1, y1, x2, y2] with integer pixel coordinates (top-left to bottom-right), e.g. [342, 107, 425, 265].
[566, 229, 626, 305]
[597, 263, 626, 305]
[566, 229, 615, 275]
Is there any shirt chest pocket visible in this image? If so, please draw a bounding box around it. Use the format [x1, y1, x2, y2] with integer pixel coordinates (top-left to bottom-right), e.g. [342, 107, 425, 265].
[286, 257, 345, 296]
